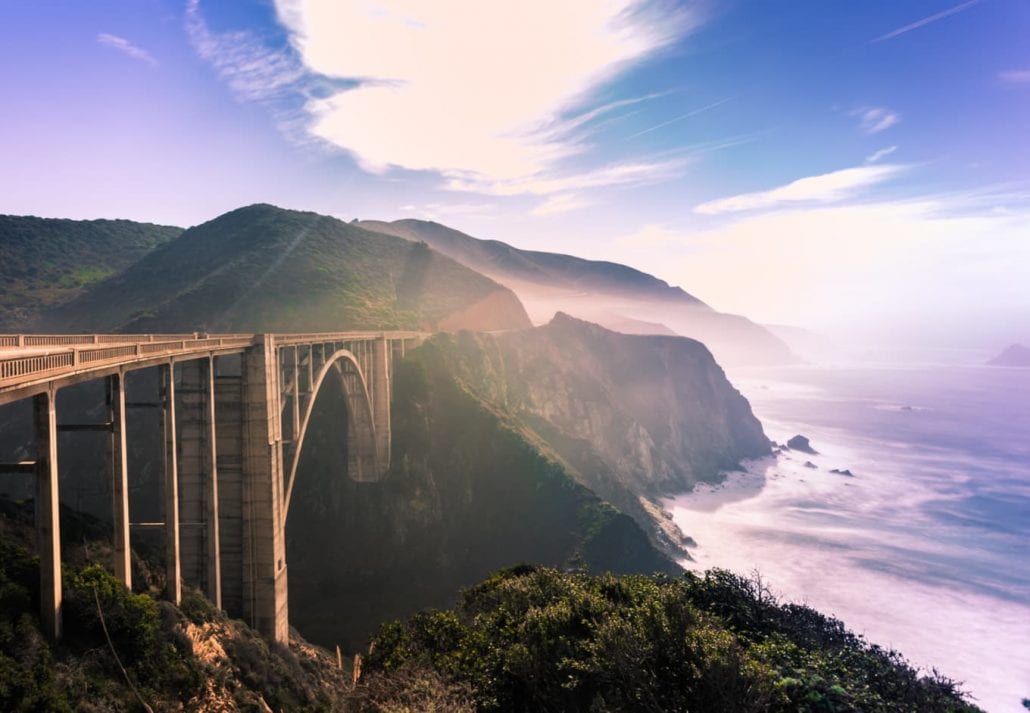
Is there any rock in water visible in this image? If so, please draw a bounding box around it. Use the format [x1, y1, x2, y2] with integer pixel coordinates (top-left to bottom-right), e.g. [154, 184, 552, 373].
[987, 343, 1030, 367]
[787, 434, 817, 454]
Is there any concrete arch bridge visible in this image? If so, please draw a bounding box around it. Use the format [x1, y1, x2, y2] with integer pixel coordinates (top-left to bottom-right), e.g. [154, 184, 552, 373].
[0, 331, 425, 643]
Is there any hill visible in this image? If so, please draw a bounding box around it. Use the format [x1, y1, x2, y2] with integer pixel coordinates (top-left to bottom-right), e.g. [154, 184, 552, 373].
[0, 214, 181, 329]
[43, 204, 530, 333]
[358, 218, 796, 365]
[987, 343, 1030, 367]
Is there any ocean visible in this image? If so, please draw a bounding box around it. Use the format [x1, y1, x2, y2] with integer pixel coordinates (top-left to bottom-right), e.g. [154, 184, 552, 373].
[666, 356, 1030, 713]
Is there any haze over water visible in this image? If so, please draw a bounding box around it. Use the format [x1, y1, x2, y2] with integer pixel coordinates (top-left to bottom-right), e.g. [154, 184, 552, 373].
[668, 356, 1030, 713]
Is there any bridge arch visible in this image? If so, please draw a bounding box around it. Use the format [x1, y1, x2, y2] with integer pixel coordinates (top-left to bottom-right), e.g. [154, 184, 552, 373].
[283, 348, 380, 519]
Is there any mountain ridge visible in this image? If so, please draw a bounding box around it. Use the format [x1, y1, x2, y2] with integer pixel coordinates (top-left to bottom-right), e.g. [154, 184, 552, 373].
[42, 204, 531, 333]
[357, 218, 797, 365]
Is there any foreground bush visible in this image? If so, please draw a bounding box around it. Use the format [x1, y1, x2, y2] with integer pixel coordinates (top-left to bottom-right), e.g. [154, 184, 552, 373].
[363, 566, 981, 713]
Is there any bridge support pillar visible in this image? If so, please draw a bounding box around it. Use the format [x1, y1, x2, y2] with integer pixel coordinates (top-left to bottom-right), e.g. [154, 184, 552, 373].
[34, 390, 62, 641]
[372, 336, 391, 475]
[161, 364, 182, 604]
[179, 358, 221, 608]
[241, 337, 288, 644]
[107, 374, 131, 589]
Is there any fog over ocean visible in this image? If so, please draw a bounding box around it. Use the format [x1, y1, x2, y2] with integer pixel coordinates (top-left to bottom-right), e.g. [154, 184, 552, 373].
[667, 356, 1030, 713]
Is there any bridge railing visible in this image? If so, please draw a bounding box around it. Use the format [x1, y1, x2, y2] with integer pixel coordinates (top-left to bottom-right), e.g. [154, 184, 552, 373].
[0, 336, 255, 382]
[0, 333, 254, 348]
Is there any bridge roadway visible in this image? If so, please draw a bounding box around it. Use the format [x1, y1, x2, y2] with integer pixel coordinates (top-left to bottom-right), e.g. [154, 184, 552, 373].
[0, 331, 426, 643]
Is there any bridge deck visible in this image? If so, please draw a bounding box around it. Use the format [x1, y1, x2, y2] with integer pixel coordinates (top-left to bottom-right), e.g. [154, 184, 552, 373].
[0, 331, 425, 406]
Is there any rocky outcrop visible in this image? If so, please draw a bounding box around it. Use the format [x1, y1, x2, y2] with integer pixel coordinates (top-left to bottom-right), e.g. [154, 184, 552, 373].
[987, 343, 1030, 367]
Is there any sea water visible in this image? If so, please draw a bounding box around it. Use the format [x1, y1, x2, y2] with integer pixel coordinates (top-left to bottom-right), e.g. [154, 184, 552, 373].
[666, 356, 1030, 713]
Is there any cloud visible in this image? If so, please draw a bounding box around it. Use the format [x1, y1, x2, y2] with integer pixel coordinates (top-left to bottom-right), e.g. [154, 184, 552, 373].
[853, 106, 899, 134]
[618, 192, 1030, 328]
[865, 146, 898, 164]
[273, 0, 699, 188]
[96, 33, 157, 66]
[999, 69, 1030, 84]
[531, 194, 590, 216]
[446, 157, 688, 196]
[873, 0, 984, 42]
[694, 164, 905, 215]
[185, 0, 305, 102]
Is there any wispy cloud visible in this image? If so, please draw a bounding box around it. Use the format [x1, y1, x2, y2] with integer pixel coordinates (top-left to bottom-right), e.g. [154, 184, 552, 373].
[999, 69, 1030, 84]
[873, 0, 984, 42]
[272, 0, 700, 193]
[185, 0, 305, 102]
[853, 106, 899, 134]
[446, 157, 688, 197]
[865, 146, 898, 164]
[694, 164, 905, 215]
[97, 33, 157, 67]
[531, 194, 591, 216]
[624, 97, 731, 140]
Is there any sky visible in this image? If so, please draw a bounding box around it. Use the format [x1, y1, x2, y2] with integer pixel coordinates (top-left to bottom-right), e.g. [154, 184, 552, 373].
[1, 0, 1028, 345]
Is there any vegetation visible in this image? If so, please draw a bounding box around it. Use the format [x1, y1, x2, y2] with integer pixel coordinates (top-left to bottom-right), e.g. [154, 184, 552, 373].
[359, 565, 982, 713]
[0, 214, 181, 328]
[0, 506, 347, 712]
[44, 204, 530, 333]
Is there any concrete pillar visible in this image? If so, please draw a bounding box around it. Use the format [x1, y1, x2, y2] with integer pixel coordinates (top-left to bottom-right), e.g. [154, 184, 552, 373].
[178, 359, 221, 607]
[372, 336, 391, 475]
[34, 390, 62, 641]
[204, 358, 222, 609]
[161, 363, 181, 604]
[241, 336, 289, 643]
[107, 374, 131, 589]
[214, 361, 244, 619]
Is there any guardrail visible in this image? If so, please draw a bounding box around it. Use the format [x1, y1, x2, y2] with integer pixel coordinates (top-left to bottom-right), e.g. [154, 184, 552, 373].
[0, 336, 255, 381]
[0, 332, 426, 385]
[0, 333, 254, 348]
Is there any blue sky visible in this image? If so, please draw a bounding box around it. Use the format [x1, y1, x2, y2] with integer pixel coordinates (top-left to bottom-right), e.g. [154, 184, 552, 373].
[1, 0, 1028, 341]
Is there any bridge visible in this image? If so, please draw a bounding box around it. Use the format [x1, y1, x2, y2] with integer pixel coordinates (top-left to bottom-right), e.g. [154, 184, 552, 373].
[0, 331, 426, 643]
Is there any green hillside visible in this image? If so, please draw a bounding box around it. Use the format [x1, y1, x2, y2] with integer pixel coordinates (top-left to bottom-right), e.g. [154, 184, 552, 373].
[44, 204, 531, 333]
[0, 215, 181, 329]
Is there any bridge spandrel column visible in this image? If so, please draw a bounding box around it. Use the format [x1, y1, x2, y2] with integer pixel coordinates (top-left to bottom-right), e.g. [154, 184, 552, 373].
[241, 336, 289, 644]
[33, 389, 62, 638]
[372, 336, 391, 476]
[34, 390, 62, 641]
[162, 363, 182, 604]
[178, 358, 221, 607]
[107, 374, 131, 589]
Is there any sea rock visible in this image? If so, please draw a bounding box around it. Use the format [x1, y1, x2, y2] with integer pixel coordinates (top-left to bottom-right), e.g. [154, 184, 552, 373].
[803, 461, 817, 469]
[787, 434, 817, 454]
[987, 343, 1030, 367]
[830, 468, 855, 477]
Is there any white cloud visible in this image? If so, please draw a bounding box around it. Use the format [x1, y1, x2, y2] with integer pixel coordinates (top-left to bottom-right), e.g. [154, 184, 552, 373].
[617, 193, 1030, 330]
[865, 145, 898, 164]
[532, 194, 590, 216]
[694, 164, 905, 215]
[97, 33, 157, 66]
[273, 0, 698, 186]
[999, 69, 1030, 84]
[853, 106, 900, 134]
[447, 157, 687, 197]
[185, 0, 304, 102]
